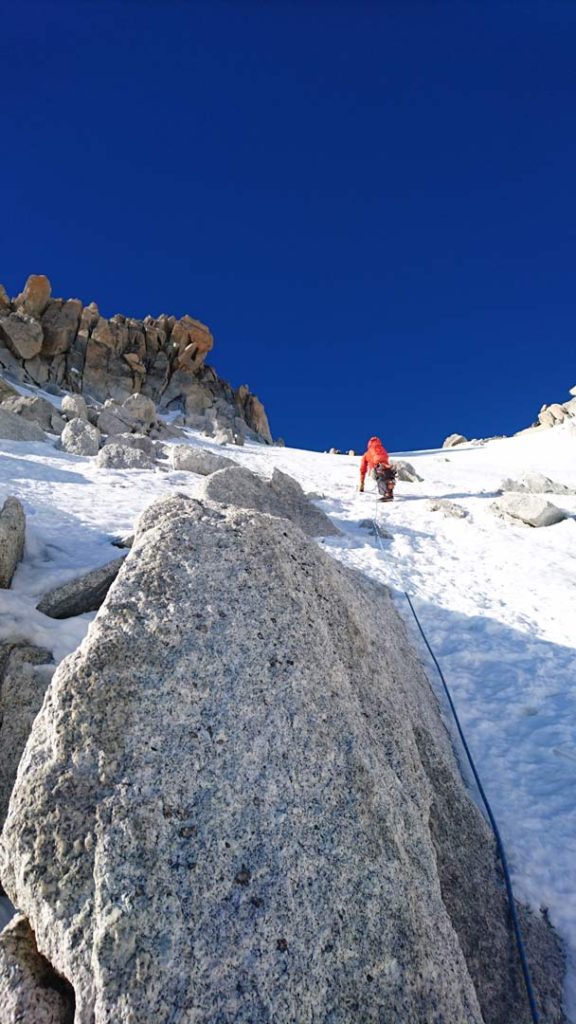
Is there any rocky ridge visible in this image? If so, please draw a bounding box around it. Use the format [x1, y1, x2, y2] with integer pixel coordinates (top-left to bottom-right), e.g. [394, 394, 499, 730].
[0, 275, 272, 444]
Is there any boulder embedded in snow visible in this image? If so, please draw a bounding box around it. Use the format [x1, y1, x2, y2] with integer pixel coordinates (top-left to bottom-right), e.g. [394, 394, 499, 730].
[443, 433, 468, 448]
[0, 406, 46, 442]
[0, 642, 54, 826]
[0, 914, 72, 1024]
[0, 497, 26, 588]
[428, 498, 467, 519]
[501, 473, 576, 496]
[394, 460, 423, 482]
[60, 417, 101, 456]
[0, 494, 564, 1023]
[61, 393, 88, 421]
[102, 431, 158, 457]
[169, 444, 235, 475]
[201, 465, 340, 537]
[97, 394, 157, 437]
[36, 558, 125, 620]
[0, 312, 43, 361]
[493, 494, 568, 528]
[96, 443, 155, 470]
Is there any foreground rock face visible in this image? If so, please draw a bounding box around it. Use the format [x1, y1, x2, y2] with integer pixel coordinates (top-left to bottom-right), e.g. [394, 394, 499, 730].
[494, 493, 568, 528]
[201, 465, 340, 537]
[0, 915, 73, 1024]
[0, 274, 273, 444]
[0, 495, 564, 1023]
[0, 643, 54, 827]
[0, 406, 45, 442]
[0, 497, 26, 588]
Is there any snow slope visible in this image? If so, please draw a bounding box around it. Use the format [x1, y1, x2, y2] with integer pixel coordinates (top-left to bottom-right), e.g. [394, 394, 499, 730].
[1, 406, 576, 1017]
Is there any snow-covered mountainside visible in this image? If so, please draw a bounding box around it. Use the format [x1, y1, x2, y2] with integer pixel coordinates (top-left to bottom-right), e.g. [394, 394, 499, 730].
[1, 378, 575, 1019]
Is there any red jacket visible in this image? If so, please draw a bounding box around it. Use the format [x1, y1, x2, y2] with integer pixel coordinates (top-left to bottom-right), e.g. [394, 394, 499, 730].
[360, 437, 390, 486]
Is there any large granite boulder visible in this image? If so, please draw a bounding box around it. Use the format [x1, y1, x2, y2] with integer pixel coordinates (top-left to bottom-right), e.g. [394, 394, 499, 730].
[0, 497, 26, 588]
[200, 465, 340, 538]
[97, 394, 157, 436]
[36, 558, 125, 620]
[96, 443, 155, 470]
[0, 915, 73, 1024]
[0, 406, 46, 442]
[102, 432, 159, 457]
[14, 274, 52, 318]
[60, 417, 101, 456]
[0, 312, 43, 360]
[493, 494, 568, 528]
[0, 495, 564, 1023]
[169, 444, 236, 475]
[0, 642, 54, 826]
[60, 393, 89, 422]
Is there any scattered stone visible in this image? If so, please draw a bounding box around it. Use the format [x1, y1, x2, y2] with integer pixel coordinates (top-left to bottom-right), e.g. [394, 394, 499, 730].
[0, 497, 26, 588]
[443, 433, 468, 448]
[96, 443, 156, 470]
[428, 499, 468, 519]
[0, 312, 44, 360]
[111, 533, 134, 549]
[0, 643, 54, 825]
[0, 494, 564, 1023]
[14, 274, 52, 318]
[394, 460, 423, 482]
[120, 393, 157, 432]
[169, 444, 235, 475]
[0, 284, 10, 309]
[569, 385, 576, 398]
[0, 914, 72, 1024]
[347, 449, 356, 456]
[201, 465, 340, 537]
[61, 393, 88, 421]
[563, 397, 576, 417]
[36, 558, 125, 619]
[213, 428, 234, 445]
[493, 494, 568, 528]
[358, 518, 391, 539]
[328, 447, 341, 454]
[0, 376, 20, 403]
[60, 417, 101, 456]
[501, 473, 576, 496]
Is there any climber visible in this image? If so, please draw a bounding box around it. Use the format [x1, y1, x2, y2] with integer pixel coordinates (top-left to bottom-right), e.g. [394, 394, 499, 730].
[359, 436, 397, 502]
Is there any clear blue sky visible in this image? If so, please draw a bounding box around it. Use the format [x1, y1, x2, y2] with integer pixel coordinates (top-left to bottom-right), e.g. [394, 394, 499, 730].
[3, 1, 575, 452]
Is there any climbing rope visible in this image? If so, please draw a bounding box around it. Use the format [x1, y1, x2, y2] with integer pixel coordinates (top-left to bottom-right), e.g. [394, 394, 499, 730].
[370, 504, 541, 1024]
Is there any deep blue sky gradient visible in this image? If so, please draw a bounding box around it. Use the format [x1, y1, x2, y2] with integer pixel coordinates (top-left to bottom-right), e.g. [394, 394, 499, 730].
[3, 1, 575, 452]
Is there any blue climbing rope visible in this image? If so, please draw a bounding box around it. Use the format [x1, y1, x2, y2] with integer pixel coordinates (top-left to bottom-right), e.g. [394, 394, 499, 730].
[370, 508, 540, 1023]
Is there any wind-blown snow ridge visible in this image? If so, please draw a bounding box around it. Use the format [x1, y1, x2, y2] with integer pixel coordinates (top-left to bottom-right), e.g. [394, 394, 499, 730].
[1, 397, 575, 1019]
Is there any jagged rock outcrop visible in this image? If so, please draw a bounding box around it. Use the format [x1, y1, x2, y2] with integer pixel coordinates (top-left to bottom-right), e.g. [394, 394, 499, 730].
[0, 275, 272, 444]
[0, 494, 564, 1023]
[0, 497, 26, 588]
[0, 642, 54, 827]
[493, 493, 568, 528]
[36, 558, 125, 620]
[0, 915, 73, 1024]
[200, 465, 340, 537]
